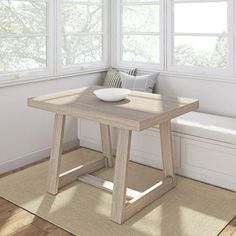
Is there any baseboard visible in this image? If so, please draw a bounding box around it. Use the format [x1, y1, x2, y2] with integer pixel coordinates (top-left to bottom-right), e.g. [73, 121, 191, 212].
[80, 140, 102, 152]
[0, 139, 79, 175]
[80, 140, 116, 155]
[176, 167, 236, 192]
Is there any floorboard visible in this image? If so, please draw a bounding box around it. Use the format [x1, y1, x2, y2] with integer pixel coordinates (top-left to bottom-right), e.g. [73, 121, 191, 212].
[0, 197, 74, 236]
[0, 147, 79, 236]
[219, 216, 236, 236]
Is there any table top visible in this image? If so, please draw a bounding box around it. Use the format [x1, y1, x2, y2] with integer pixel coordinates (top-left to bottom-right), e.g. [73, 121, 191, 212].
[28, 86, 199, 131]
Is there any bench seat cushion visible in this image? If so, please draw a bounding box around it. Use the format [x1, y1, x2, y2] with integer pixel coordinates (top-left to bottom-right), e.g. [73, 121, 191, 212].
[171, 112, 236, 145]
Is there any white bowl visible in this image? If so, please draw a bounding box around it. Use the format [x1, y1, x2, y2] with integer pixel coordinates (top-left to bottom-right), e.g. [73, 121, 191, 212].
[93, 88, 131, 102]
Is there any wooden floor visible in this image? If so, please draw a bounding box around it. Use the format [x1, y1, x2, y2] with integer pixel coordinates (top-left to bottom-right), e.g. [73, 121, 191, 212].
[0, 150, 235, 236]
[219, 217, 236, 236]
[0, 196, 235, 236]
[0, 150, 75, 236]
[0, 197, 74, 236]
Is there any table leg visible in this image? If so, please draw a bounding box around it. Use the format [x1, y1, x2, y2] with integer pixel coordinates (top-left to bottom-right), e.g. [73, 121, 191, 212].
[159, 120, 175, 182]
[47, 113, 65, 195]
[111, 129, 132, 224]
[100, 124, 113, 167]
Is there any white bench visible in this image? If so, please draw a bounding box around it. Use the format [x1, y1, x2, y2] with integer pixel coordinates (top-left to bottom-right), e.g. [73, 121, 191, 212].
[78, 112, 236, 191]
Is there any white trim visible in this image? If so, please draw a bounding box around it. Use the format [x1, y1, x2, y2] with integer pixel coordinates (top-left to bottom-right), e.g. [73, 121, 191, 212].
[62, 1, 103, 5]
[0, 139, 79, 175]
[122, 1, 160, 6]
[47, 0, 55, 75]
[0, 33, 48, 38]
[173, 33, 229, 37]
[175, 0, 226, 3]
[116, 66, 236, 83]
[110, 0, 117, 67]
[234, 0, 236, 76]
[0, 67, 108, 88]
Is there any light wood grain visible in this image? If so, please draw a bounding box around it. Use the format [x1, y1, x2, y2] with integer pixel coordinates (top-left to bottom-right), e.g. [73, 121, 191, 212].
[14, 224, 46, 236]
[0, 207, 36, 235]
[219, 216, 236, 235]
[28, 86, 199, 224]
[47, 114, 65, 195]
[59, 157, 105, 189]
[28, 86, 199, 131]
[78, 174, 141, 200]
[0, 197, 73, 236]
[100, 124, 113, 167]
[159, 121, 175, 181]
[111, 129, 132, 224]
[125, 178, 175, 221]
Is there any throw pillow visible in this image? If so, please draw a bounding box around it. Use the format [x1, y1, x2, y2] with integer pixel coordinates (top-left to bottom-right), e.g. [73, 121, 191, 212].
[103, 68, 137, 88]
[120, 72, 159, 93]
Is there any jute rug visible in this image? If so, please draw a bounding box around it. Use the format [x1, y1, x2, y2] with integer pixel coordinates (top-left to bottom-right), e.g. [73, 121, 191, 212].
[0, 148, 235, 236]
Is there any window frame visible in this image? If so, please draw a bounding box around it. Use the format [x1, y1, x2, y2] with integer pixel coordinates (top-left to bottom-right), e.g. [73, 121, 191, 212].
[56, 0, 110, 74]
[115, 0, 165, 71]
[166, 0, 234, 77]
[0, 0, 54, 81]
[0, 0, 110, 83]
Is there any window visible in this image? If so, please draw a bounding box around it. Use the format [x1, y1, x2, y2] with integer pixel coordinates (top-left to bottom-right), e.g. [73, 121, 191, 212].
[168, 0, 233, 75]
[0, 0, 109, 81]
[118, 0, 163, 69]
[0, 0, 49, 75]
[59, 0, 108, 72]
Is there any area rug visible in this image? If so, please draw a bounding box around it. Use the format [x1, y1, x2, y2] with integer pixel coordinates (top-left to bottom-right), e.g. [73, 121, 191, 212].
[0, 148, 235, 236]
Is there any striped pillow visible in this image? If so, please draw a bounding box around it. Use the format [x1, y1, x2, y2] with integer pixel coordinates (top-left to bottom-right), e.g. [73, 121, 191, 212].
[103, 68, 137, 88]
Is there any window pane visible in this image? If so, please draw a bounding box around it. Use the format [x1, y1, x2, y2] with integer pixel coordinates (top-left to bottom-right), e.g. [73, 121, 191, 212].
[61, 0, 104, 66]
[174, 36, 228, 68]
[0, 37, 47, 72]
[175, 1, 227, 34]
[62, 35, 102, 65]
[0, 1, 47, 34]
[122, 35, 159, 63]
[62, 4, 102, 33]
[123, 5, 159, 32]
[0, 0, 48, 73]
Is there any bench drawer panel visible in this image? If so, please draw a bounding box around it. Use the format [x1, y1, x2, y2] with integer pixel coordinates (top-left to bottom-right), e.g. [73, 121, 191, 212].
[130, 129, 180, 169]
[181, 137, 236, 179]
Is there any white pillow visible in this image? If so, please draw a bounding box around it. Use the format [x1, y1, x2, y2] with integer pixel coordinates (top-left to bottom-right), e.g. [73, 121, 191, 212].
[120, 72, 159, 93]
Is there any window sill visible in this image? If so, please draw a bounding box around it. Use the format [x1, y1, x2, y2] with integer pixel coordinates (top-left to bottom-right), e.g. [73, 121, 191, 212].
[116, 66, 236, 84]
[0, 67, 109, 88]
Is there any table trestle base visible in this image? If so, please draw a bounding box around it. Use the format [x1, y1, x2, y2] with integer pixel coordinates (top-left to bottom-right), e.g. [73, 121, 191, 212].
[55, 157, 105, 191]
[124, 177, 175, 222]
[78, 174, 141, 200]
[78, 174, 176, 223]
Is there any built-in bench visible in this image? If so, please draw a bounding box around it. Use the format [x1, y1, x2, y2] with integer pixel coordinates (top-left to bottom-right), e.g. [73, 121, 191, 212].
[78, 111, 236, 191]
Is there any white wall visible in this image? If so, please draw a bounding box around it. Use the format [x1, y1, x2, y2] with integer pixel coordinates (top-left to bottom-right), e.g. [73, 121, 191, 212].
[157, 74, 236, 118]
[0, 72, 104, 174]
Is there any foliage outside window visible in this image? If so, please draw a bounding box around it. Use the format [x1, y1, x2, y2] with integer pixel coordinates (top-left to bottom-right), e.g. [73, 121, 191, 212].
[120, 0, 161, 65]
[61, 0, 104, 66]
[0, 0, 48, 73]
[0, 0, 107, 78]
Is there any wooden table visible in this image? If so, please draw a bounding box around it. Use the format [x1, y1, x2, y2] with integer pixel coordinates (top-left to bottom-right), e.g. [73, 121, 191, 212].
[28, 86, 199, 224]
